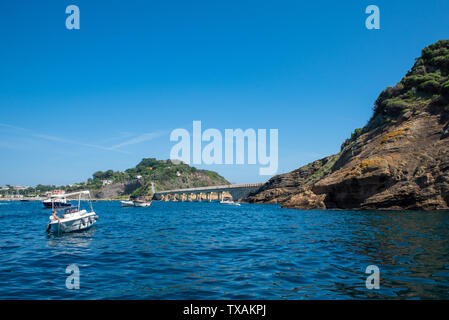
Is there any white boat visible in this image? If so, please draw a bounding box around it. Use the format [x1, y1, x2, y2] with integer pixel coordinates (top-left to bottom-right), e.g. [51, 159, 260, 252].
[46, 191, 98, 234]
[43, 195, 71, 208]
[120, 200, 135, 207]
[120, 199, 152, 207]
[133, 200, 152, 207]
[220, 200, 241, 206]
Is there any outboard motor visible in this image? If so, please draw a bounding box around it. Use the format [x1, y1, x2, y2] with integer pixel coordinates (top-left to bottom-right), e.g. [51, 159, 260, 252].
[46, 222, 51, 233]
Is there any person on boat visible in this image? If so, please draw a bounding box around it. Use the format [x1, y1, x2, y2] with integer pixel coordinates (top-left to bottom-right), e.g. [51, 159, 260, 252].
[52, 210, 61, 221]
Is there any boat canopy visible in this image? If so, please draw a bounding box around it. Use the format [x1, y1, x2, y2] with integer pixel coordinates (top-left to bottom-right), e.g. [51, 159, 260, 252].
[52, 190, 91, 198]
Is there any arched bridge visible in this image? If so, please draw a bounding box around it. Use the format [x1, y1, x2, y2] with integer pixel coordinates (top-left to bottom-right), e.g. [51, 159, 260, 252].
[154, 183, 264, 202]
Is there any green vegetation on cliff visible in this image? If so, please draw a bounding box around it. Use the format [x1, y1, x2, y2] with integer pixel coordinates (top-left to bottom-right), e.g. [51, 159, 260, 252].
[74, 158, 229, 197]
[11, 158, 229, 198]
[342, 40, 449, 150]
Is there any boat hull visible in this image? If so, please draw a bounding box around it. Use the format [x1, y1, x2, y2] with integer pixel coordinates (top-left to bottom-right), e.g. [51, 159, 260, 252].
[121, 200, 152, 207]
[120, 201, 135, 207]
[48, 211, 98, 233]
[220, 200, 241, 206]
[133, 201, 152, 207]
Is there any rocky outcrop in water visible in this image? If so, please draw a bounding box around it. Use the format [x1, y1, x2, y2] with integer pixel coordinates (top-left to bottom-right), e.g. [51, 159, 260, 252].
[245, 155, 339, 203]
[245, 40, 449, 210]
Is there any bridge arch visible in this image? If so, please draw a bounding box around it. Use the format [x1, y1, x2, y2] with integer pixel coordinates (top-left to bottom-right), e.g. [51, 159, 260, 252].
[154, 183, 263, 202]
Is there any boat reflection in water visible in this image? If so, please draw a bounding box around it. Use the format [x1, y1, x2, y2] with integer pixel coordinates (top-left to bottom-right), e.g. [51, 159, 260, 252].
[46, 226, 97, 254]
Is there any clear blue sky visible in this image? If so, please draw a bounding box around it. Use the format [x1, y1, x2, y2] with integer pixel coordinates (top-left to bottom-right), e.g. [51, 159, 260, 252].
[0, 0, 448, 186]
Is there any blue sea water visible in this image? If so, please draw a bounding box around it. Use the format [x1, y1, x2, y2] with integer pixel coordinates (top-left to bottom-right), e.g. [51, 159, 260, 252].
[0, 200, 449, 299]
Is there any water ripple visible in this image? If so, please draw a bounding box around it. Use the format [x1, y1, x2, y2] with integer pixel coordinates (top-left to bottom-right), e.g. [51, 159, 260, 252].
[0, 201, 449, 299]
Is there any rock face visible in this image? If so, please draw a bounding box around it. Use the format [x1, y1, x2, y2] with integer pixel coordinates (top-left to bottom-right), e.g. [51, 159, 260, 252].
[245, 155, 339, 203]
[245, 40, 449, 210]
[93, 180, 142, 199]
[284, 115, 449, 210]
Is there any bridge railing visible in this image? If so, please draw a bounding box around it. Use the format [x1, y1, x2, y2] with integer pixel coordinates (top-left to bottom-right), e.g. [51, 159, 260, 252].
[156, 183, 264, 194]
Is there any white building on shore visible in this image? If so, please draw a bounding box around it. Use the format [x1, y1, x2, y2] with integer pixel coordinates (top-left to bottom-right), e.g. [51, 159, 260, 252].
[12, 186, 30, 191]
[102, 179, 113, 186]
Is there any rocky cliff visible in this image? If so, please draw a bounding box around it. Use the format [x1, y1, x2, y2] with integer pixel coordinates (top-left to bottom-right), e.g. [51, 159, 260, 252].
[93, 179, 143, 199]
[245, 40, 449, 210]
[245, 155, 339, 203]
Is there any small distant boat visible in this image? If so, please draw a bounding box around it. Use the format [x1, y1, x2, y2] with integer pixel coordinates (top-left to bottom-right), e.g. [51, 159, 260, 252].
[120, 199, 152, 207]
[43, 196, 71, 209]
[46, 191, 98, 234]
[132, 199, 152, 207]
[220, 200, 241, 206]
[43, 190, 72, 209]
[120, 200, 135, 207]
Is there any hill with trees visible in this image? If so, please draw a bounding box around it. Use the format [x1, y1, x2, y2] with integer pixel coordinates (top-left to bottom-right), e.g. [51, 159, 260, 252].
[8, 158, 229, 199]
